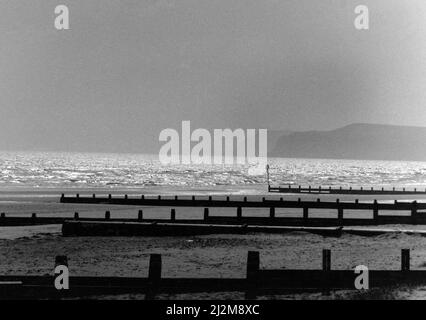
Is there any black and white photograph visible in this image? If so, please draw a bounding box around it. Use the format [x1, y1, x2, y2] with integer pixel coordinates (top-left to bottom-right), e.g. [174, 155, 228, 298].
[1, 0, 426, 313]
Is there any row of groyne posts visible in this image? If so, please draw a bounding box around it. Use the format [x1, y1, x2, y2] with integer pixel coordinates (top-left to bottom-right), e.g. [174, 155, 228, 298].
[55, 194, 426, 230]
[269, 185, 426, 195]
[0, 249, 422, 299]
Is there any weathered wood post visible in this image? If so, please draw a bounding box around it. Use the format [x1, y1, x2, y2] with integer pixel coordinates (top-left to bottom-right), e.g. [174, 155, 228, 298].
[192, 196, 195, 201]
[55, 255, 68, 268]
[355, 199, 359, 204]
[303, 206, 309, 221]
[158, 195, 161, 200]
[322, 249, 331, 295]
[138, 210, 143, 221]
[74, 212, 79, 220]
[174, 195, 177, 201]
[322, 249, 331, 271]
[262, 197, 265, 202]
[105, 211, 110, 220]
[92, 194, 96, 199]
[403, 188, 406, 192]
[373, 200, 379, 221]
[209, 196, 212, 201]
[317, 198, 320, 203]
[246, 251, 259, 299]
[337, 202, 343, 224]
[318, 186, 321, 193]
[280, 197, 283, 201]
[31, 213, 37, 222]
[141, 195, 145, 200]
[147, 254, 162, 299]
[171, 209, 176, 221]
[76, 194, 79, 199]
[270, 207, 275, 218]
[243, 196, 247, 202]
[204, 208, 209, 220]
[108, 194, 112, 200]
[411, 201, 418, 224]
[299, 185, 302, 192]
[237, 207, 242, 219]
[308, 186, 311, 193]
[393, 187, 395, 192]
[226, 196, 230, 202]
[401, 249, 410, 271]
[124, 194, 128, 199]
[0, 212, 5, 219]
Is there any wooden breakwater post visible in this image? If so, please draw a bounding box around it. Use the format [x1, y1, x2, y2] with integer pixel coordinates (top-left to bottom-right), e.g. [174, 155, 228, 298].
[55, 255, 68, 268]
[322, 249, 331, 295]
[138, 210, 143, 221]
[270, 207, 275, 218]
[336, 199, 343, 223]
[411, 201, 418, 224]
[237, 207, 242, 219]
[401, 249, 410, 271]
[74, 212, 79, 220]
[105, 211, 110, 220]
[373, 200, 379, 221]
[146, 254, 162, 300]
[303, 206, 309, 221]
[246, 251, 260, 299]
[31, 213, 37, 223]
[204, 208, 209, 220]
[171, 209, 176, 221]
[0, 212, 5, 219]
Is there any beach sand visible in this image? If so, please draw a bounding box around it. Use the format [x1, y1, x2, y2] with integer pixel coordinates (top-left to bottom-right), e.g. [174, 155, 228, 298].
[2, 187, 426, 299]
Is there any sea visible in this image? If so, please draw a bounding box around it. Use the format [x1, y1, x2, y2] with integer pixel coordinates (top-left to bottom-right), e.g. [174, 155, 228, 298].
[0, 151, 426, 191]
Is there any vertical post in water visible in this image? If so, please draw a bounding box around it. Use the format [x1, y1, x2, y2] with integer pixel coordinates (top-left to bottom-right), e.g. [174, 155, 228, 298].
[171, 209, 176, 221]
[266, 164, 270, 192]
[74, 212, 79, 220]
[105, 211, 110, 220]
[204, 208, 209, 220]
[138, 210, 143, 221]
[401, 249, 410, 271]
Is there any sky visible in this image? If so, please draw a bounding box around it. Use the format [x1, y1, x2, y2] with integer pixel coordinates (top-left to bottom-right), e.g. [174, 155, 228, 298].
[1, 0, 426, 153]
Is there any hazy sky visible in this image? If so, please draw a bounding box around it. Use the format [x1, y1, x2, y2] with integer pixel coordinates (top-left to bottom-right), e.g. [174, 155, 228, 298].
[1, 0, 426, 152]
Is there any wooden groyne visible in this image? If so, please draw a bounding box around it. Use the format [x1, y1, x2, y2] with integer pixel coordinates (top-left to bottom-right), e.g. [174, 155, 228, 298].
[0, 249, 424, 299]
[269, 185, 426, 195]
[5, 198, 426, 228]
[61, 220, 426, 237]
[57, 194, 426, 226]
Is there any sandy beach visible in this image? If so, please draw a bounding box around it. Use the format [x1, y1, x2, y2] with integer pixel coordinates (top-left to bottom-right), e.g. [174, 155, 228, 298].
[2, 187, 426, 299]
